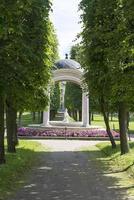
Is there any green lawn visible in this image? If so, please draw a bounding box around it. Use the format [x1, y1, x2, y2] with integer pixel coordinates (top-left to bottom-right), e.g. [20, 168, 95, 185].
[96, 142, 134, 196]
[17, 112, 40, 127]
[83, 142, 134, 197]
[91, 114, 134, 134]
[0, 140, 46, 200]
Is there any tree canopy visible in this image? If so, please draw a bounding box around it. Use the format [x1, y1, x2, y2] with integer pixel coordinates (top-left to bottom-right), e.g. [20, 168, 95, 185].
[79, 0, 134, 151]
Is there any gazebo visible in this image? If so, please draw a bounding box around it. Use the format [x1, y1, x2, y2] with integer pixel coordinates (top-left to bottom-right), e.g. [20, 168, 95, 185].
[43, 59, 89, 127]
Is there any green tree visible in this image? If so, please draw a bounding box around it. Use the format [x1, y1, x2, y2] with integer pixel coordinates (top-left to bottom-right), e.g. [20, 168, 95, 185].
[111, 0, 134, 154]
[70, 44, 85, 66]
[80, 0, 117, 148]
[50, 83, 60, 119]
[65, 82, 82, 121]
[80, 0, 134, 153]
[0, 0, 52, 162]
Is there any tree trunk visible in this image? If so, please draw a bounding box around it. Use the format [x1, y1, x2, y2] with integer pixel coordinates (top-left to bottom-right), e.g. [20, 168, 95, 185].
[41, 111, 43, 123]
[100, 98, 116, 149]
[110, 113, 113, 121]
[91, 112, 94, 121]
[0, 95, 6, 164]
[127, 112, 130, 130]
[74, 110, 77, 121]
[18, 111, 22, 127]
[6, 99, 16, 153]
[32, 112, 36, 122]
[13, 111, 18, 146]
[89, 111, 91, 124]
[38, 112, 41, 123]
[79, 110, 82, 121]
[118, 102, 129, 154]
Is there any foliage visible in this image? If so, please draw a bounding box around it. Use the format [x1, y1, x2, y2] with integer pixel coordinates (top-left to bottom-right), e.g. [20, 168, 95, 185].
[0, 0, 57, 161]
[111, 0, 134, 104]
[79, 0, 117, 108]
[50, 83, 60, 111]
[79, 0, 134, 152]
[0, 0, 55, 112]
[70, 45, 100, 114]
[70, 44, 85, 67]
[79, 0, 118, 148]
[65, 82, 82, 111]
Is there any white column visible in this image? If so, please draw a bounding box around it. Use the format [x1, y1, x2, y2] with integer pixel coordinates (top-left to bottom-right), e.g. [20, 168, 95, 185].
[43, 106, 50, 127]
[43, 91, 50, 127]
[82, 92, 89, 127]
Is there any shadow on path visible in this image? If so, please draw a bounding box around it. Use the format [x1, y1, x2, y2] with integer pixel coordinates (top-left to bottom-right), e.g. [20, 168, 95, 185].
[9, 146, 134, 200]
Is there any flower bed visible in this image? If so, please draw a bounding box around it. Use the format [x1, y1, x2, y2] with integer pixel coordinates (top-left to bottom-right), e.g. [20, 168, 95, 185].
[18, 127, 119, 138]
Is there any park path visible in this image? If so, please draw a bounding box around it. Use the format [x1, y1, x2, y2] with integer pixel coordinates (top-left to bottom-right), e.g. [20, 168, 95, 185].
[10, 140, 133, 200]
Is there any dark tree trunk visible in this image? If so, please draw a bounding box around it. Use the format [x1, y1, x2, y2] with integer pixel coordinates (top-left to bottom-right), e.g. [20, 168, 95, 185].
[68, 109, 71, 117]
[79, 110, 82, 121]
[127, 112, 130, 130]
[118, 102, 129, 155]
[13, 111, 18, 146]
[0, 95, 6, 164]
[89, 111, 91, 124]
[18, 111, 22, 127]
[32, 112, 36, 122]
[91, 112, 94, 121]
[38, 112, 40, 123]
[50, 110, 56, 121]
[41, 111, 43, 123]
[74, 110, 77, 121]
[100, 97, 116, 149]
[6, 99, 16, 153]
[110, 113, 113, 121]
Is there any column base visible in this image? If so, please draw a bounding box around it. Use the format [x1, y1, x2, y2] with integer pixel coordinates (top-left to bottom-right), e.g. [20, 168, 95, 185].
[41, 123, 50, 127]
[82, 123, 90, 128]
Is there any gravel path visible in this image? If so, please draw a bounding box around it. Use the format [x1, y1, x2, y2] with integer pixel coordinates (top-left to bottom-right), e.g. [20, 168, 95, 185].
[10, 140, 132, 200]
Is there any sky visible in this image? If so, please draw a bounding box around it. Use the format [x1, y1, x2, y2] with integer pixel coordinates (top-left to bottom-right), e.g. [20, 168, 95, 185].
[51, 0, 81, 59]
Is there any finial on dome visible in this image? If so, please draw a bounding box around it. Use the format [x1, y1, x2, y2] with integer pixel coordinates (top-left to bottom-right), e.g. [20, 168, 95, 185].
[65, 53, 68, 59]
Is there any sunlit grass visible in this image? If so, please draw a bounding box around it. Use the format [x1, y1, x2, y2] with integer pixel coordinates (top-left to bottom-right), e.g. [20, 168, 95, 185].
[96, 142, 134, 196]
[91, 114, 134, 134]
[0, 140, 46, 200]
[96, 142, 134, 177]
[82, 142, 134, 197]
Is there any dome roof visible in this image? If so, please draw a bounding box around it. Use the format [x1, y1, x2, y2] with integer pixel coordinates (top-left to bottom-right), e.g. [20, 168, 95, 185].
[54, 59, 81, 70]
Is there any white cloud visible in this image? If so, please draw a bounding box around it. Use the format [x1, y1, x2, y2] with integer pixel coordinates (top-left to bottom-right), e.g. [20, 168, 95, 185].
[51, 0, 81, 59]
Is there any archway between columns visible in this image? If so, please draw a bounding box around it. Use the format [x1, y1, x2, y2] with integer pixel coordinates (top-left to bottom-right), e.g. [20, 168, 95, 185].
[43, 68, 89, 127]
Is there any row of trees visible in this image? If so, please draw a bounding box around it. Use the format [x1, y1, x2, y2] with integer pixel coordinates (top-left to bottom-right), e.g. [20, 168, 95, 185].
[50, 83, 60, 120]
[65, 82, 82, 121]
[0, 0, 58, 164]
[79, 0, 134, 153]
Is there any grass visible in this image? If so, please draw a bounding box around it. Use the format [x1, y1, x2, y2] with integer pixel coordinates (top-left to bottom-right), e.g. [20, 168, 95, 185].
[96, 142, 134, 196]
[0, 140, 46, 200]
[91, 113, 134, 134]
[17, 112, 40, 127]
[82, 142, 134, 197]
[96, 142, 134, 175]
